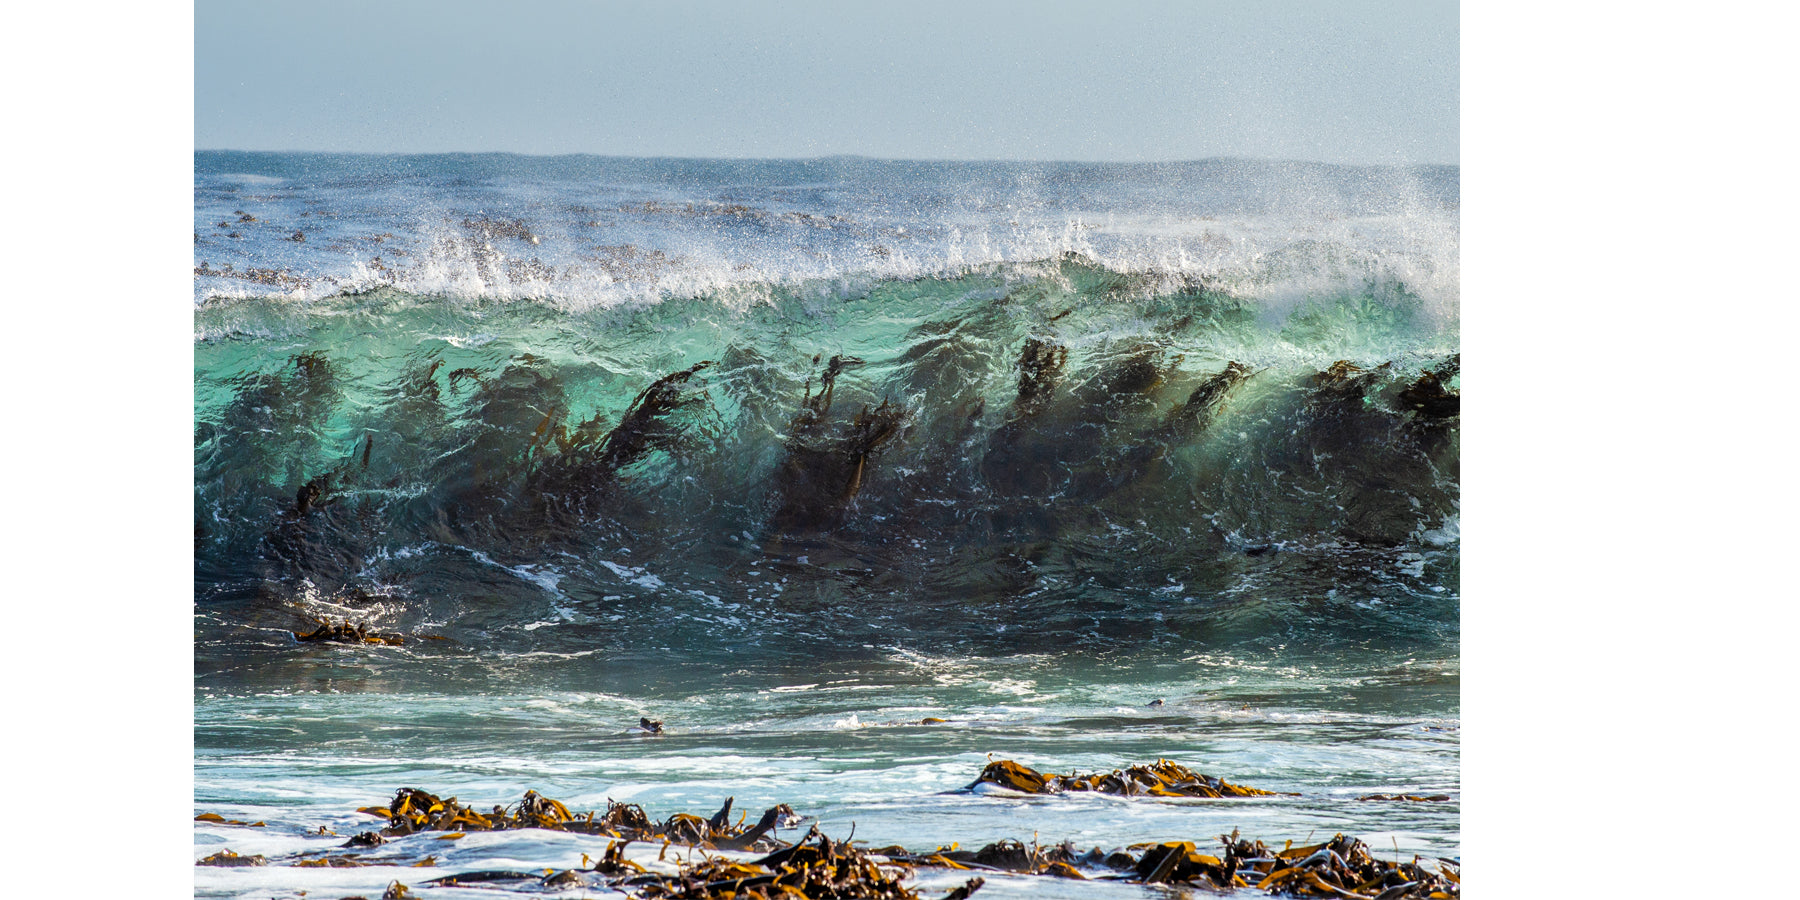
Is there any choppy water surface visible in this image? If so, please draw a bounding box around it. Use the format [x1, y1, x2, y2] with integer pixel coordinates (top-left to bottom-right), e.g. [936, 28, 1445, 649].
[195, 152, 1458, 898]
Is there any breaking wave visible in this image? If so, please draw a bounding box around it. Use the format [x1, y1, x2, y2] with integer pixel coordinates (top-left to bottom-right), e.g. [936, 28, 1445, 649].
[196, 253, 1458, 678]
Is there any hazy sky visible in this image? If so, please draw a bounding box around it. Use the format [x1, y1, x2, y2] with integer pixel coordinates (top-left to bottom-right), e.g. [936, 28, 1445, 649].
[195, 0, 1457, 164]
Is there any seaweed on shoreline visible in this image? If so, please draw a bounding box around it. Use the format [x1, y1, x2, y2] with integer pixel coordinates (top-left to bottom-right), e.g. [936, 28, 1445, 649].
[195, 849, 267, 867]
[969, 758, 1292, 798]
[631, 826, 933, 899]
[356, 788, 800, 852]
[206, 788, 1459, 898]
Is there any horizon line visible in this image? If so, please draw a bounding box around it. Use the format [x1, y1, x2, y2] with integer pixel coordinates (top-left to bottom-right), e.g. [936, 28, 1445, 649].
[194, 148, 1460, 169]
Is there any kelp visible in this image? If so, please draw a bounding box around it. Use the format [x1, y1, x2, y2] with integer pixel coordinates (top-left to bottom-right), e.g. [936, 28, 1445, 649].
[196, 849, 266, 867]
[887, 838, 1090, 877]
[215, 791, 1461, 898]
[194, 812, 265, 826]
[527, 361, 715, 499]
[887, 831, 1455, 897]
[771, 355, 908, 533]
[421, 829, 969, 898]
[626, 825, 972, 900]
[1010, 338, 1068, 420]
[1164, 361, 1255, 436]
[1398, 354, 1460, 420]
[293, 617, 406, 646]
[1311, 360, 1391, 407]
[289, 434, 372, 517]
[980, 339, 1069, 498]
[1357, 793, 1452, 802]
[969, 758, 1290, 798]
[356, 788, 799, 852]
[1250, 833, 1458, 899]
[1079, 345, 1175, 414]
[292, 853, 437, 869]
[1099, 359, 1257, 492]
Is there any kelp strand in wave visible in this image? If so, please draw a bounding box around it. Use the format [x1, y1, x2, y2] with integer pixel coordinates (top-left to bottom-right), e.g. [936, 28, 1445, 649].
[1398, 353, 1460, 420]
[771, 354, 908, 534]
[527, 360, 716, 502]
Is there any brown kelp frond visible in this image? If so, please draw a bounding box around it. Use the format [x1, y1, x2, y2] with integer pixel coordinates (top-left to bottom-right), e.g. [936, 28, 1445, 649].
[196, 849, 267, 867]
[1397, 353, 1459, 420]
[1165, 361, 1255, 434]
[1092, 346, 1172, 399]
[1252, 833, 1458, 899]
[771, 353, 908, 533]
[527, 361, 715, 496]
[269, 793, 1459, 897]
[970, 758, 1291, 798]
[795, 353, 866, 427]
[1310, 359, 1393, 406]
[632, 825, 930, 899]
[358, 788, 798, 852]
[1012, 338, 1068, 419]
[917, 831, 1452, 897]
[293, 617, 406, 646]
[593, 360, 715, 472]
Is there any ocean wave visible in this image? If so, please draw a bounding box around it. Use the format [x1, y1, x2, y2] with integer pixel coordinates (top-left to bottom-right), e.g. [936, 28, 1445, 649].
[195, 255, 1456, 667]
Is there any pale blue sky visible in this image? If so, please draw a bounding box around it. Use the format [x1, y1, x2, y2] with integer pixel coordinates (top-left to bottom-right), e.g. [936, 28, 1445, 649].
[198, 0, 1456, 163]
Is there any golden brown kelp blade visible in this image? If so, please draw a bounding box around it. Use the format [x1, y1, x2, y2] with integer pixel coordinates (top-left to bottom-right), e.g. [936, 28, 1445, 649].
[630, 825, 927, 900]
[1089, 345, 1172, 402]
[1249, 833, 1458, 899]
[293, 617, 405, 646]
[360, 788, 797, 852]
[196, 850, 267, 867]
[970, 758, 1290, 798]
[1134, 841, 1241, 887]
[267, 792, 1461, 897]
[909, 830, 1456, 897]
[969, 760, 1048, 793]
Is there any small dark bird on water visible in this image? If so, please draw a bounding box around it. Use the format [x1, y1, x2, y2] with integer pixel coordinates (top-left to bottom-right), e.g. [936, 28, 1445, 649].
[638, 717, 664, 735]
[1147, 699, 1165, 708]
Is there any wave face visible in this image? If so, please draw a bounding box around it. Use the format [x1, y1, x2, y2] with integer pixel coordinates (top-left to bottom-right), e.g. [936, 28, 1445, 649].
[194, 153, 1458, 691]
